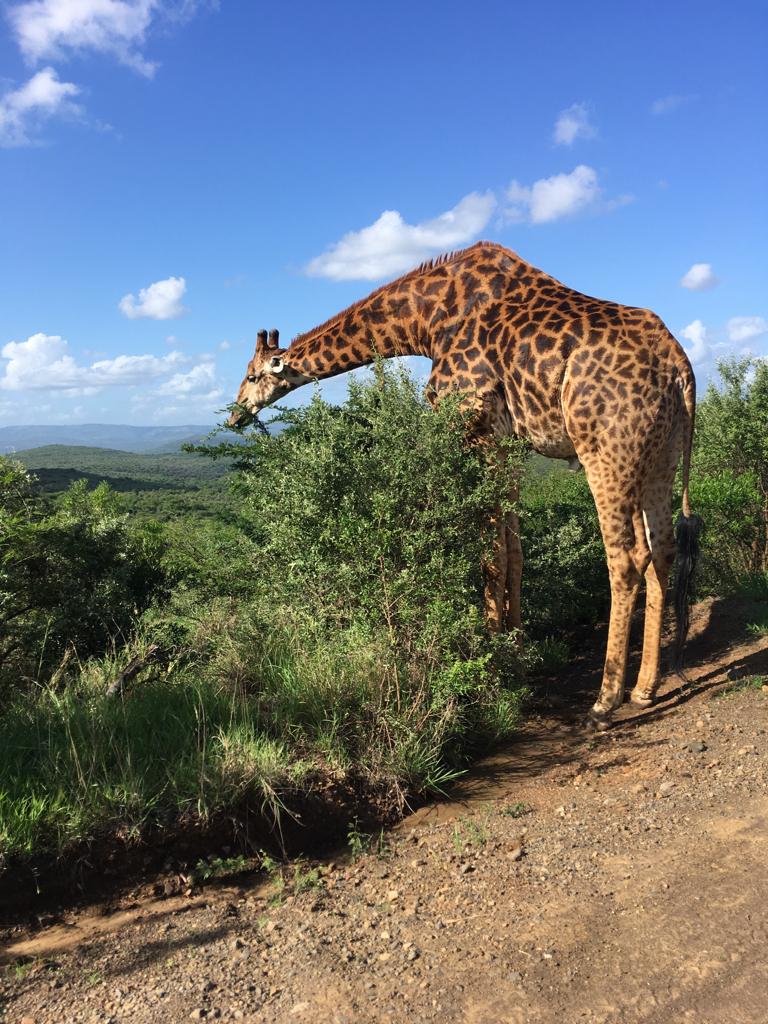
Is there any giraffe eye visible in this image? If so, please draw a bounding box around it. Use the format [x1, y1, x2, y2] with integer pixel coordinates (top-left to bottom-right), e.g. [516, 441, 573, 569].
[247, 374, 257, 383]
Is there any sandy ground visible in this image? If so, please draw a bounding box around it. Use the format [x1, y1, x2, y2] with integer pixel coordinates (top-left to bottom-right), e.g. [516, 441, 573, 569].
[2, 596, 767, 1024]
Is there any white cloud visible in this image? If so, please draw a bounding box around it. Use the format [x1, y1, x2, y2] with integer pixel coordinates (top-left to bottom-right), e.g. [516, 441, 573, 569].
[680, 320, 710, 364]
[0, 332, 187, 392]
[9, 0, 160, 77]
[156, 359, 220, 399]
[505, 165, 603, 224]
[0, 66, 81, 147]
[218, 339, 231, 351]
[680, 262, 718, 291]
[651, 94, 694, 115]
[305, 192, 496, 282]
[119, 276, 187, 319]
[553, 103, 595, 146]
[136, 357, 224, 418]
[727, 316, 768, 343]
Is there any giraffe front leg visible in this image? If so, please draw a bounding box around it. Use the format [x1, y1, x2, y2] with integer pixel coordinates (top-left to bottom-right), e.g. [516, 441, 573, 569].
[504, 508, 523, 633]
[483, 510, 509, 633]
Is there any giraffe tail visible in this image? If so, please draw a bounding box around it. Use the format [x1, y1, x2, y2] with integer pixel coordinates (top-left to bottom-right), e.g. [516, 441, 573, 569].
[673, 361, 703, 667]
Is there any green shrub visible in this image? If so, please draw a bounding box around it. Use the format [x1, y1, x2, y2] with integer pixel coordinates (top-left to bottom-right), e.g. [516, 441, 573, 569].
[692, 357, 768, 592]
[230, 366, 523, 645]
[520, 468, 608, 635]
[1, 473, 167, 683]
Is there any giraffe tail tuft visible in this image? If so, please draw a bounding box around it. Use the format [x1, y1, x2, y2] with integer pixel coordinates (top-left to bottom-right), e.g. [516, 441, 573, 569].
[673, 511, 703, 667]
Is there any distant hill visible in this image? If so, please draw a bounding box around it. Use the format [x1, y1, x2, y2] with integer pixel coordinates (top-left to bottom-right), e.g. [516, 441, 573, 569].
[15, 445, 230, 493]
[0, 423, 219, 455]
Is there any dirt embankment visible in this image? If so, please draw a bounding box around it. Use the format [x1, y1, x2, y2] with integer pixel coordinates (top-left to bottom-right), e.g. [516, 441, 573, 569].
[2, 596, 767, 1024]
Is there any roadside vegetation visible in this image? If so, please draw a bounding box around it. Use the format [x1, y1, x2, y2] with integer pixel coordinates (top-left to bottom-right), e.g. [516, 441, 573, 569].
[0, 358, 766, 878]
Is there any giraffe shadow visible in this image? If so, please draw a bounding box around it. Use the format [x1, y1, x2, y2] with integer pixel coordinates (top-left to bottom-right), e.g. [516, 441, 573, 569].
[530, 593, 767, 736]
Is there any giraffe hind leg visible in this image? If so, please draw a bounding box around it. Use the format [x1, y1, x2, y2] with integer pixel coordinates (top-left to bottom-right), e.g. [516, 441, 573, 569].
[579, 458, 652, 727]
[630, 456, 678, 707]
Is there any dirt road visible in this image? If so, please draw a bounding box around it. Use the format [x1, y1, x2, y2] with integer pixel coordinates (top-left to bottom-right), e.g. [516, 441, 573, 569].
[2, 597, 767, 1024]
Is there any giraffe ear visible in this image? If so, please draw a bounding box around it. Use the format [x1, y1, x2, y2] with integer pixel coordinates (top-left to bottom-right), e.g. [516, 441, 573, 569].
[269, 355, 285, 375]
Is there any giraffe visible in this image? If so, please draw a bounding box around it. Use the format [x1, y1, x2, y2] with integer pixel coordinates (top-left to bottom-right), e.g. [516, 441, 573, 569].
[229, 241, 699, 728]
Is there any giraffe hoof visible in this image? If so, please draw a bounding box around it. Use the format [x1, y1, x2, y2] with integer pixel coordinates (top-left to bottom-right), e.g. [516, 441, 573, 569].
[586, 708, 612, 732]
[629, 690, 654, 709]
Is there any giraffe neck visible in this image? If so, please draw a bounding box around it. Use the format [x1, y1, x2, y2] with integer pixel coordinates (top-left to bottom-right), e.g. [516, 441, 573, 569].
[285, 275, 437, 382]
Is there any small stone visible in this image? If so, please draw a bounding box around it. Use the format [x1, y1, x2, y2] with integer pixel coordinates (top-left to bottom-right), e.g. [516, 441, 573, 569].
[658, 781, 675, 797]
[685, 740, 707, 753]
[189, 1011, 207, 1021]
[509, 845, 523, 861]
[459, 863, 475, 875]
[387, 889, 400, 901]
[631, 782, 647, 794]
[407, 948, 420, 961]
[290, 1003, 310, 1016]
[555, 805, 566, 818]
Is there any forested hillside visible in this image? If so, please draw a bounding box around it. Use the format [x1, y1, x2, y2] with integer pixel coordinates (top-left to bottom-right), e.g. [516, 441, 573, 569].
[14, 444, 232, 519]
[16, 445, 229, 487]
[0, 423, 215, 454]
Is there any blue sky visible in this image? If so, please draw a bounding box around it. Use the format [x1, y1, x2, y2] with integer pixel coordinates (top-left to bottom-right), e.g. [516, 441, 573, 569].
[0, 0, 765, 426]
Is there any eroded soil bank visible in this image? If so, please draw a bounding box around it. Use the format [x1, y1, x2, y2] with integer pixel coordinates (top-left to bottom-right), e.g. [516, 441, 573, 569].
[2, 597, 767, 1024]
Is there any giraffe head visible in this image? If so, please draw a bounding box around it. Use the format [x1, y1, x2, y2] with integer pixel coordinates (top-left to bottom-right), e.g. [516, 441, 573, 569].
[228, 329, 309, 427]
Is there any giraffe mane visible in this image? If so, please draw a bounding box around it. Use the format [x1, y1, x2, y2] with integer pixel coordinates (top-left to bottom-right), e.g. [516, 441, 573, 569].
[289, 240, 509, 349]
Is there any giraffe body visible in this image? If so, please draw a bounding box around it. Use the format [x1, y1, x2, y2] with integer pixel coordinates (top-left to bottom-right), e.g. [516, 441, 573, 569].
[231, 242, 697, 726]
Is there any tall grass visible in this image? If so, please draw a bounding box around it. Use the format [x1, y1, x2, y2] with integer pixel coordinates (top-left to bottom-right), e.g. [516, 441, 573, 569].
[0, 607, 524, 865]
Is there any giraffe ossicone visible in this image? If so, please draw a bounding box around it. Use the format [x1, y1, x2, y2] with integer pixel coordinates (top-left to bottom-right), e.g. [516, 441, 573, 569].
[230, 241, 700, 726]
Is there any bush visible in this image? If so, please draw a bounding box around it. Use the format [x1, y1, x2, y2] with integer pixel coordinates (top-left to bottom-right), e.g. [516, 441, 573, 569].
[1, 472, 168, 684]
[520, 468, 608, 636]
[693, 358, 768, 592]
[232, 366, 523, 643]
